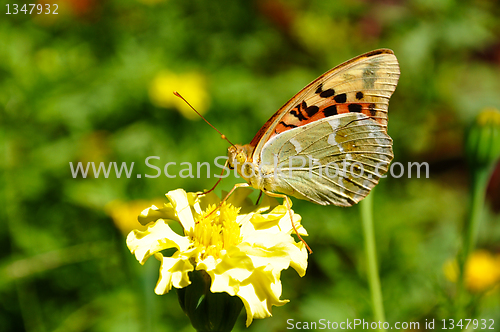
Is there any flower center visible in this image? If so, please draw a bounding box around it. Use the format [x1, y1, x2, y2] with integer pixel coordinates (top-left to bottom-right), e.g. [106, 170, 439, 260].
[191, 202, 241, 259]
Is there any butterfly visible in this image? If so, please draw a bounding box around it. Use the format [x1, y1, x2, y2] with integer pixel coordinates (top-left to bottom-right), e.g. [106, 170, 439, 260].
[227, 49, 400, 208]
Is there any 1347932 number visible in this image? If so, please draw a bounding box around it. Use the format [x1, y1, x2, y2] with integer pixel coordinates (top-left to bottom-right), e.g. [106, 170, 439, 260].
[442, 319, 495, 329]
[6, 4, 58, 14]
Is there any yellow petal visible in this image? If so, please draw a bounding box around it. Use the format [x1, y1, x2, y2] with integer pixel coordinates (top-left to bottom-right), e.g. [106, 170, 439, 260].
[208, 247, 254, 283]
[166, 189, 196, 232]
[126, 220, 191, 264]
[288, 241, 308, 277]
[225, 188, 253, 210]
[238, 238, 307, 277]
[234, 267, 288, 326]
[245, 205, 307, 236]
[137, 203, 175, 226]
[136, 193, 200, 227]
[155, 251, 196, 294]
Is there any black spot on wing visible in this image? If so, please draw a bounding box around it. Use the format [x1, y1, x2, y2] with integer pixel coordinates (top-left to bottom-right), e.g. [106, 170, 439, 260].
[368, 103, 376, 116]
[356, 91, 364, 100]
[323, 105, 338, 117]
[301, 100, 307, 110]
[279, 121, 297, 128]
[305, 105, 319, 117]
[348, 104, 362, 113]
[319, 88, 335, 98]
[334, 93, 347, 103]
[290, 107, 307, 121]
[315, 83, 323, 94]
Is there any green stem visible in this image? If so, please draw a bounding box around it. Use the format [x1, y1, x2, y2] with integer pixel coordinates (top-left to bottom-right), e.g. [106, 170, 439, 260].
[457, 168, 490, 303]
[463, 169, 490, 264]
[360, 193, 386, 329]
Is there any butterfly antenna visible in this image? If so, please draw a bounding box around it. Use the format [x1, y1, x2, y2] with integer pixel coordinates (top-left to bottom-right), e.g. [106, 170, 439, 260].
[173, 91, 235, 147]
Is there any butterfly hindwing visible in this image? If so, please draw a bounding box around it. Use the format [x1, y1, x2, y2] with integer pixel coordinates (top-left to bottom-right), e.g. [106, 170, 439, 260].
[250, 49, 399, 164]
[258, 113, 393, 206]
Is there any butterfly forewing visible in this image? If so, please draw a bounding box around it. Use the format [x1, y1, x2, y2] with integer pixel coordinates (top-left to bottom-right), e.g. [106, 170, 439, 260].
[250, 49, 399, 165]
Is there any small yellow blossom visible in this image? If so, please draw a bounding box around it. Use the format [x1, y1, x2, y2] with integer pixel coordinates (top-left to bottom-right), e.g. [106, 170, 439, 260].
[477, 107, 500, 126]
[444, 250, 500, 292]
[148, 71, 209, 120]
[126, 188, 308, 326]
[465, 250, 500, 292]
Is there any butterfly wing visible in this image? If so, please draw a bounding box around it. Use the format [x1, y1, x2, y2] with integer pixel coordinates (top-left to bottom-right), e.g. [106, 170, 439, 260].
[250, 49, 400, 165]
[258, 112, 393, 206]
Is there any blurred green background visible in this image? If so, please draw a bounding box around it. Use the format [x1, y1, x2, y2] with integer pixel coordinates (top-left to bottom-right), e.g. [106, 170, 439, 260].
[2, 0, 500, 331]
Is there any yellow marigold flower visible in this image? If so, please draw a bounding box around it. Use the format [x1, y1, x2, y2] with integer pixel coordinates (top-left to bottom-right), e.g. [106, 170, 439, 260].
[126, 188, 308, 327]
[444, 250, 500, 292]
[148, 71, 209, 120]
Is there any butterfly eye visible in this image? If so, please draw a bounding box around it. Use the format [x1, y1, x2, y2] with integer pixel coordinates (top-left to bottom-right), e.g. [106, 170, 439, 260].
[236, 154, 247, 165]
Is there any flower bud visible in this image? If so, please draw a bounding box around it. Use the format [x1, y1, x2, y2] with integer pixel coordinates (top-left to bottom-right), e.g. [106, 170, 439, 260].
[465, 108, 500, 172]
[177, 270, 243, 332]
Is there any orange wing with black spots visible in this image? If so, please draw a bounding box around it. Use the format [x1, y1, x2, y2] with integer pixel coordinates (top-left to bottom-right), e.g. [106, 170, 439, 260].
[249, 49, 400, 163]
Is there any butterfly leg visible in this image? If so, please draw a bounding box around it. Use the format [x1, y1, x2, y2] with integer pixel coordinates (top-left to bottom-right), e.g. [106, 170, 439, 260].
[220, 182, 251, 203]
[263, 191, 312, 254]
[199, 159, 229, 197]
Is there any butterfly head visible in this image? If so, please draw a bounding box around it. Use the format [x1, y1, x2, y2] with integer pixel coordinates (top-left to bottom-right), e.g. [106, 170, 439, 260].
[227, 144, 253, 170]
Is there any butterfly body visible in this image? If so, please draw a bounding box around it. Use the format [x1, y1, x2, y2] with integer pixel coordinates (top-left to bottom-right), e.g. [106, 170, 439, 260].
[227, 49, 400, 207]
